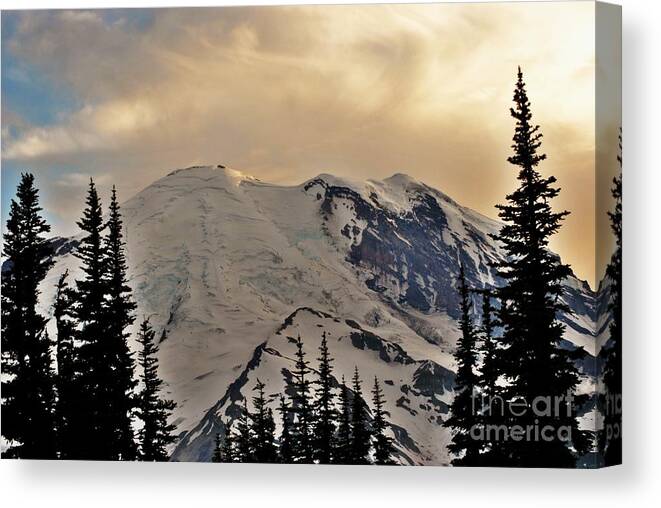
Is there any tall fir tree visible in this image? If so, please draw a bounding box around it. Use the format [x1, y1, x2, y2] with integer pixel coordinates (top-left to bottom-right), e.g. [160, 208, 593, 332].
[1, 173, 57, 458]
[212, 432, 223, 463]
[251, 379, 277, 463]
[103, 186, 138, 460]
[222, 420, 236, 463]
[313, 331, 336, 463]
[234, 398, 253, 462]
[291, 335, 315, 463]
[371, 377, 394, 465]
[53, 271, 79, 459]
[277, 395, 294, 463]
[478, 291, 498, 398]
[601, 130, 622, 465]
[444, 264, 482, 466]
[136, 317, 177, 461]
[488, 68, 590, 467]
[350, 366, 370, 464]
[476, 290, 504, 466]
[72, 178, 110, 459]
[335, 376, 353, 464]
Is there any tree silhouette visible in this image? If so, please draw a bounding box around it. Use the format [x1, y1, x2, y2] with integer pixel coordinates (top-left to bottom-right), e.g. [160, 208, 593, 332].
[53, 271, 79, 459]
[277, 395, 294, 463]
[251, 379, 277, 463]
[222, 420, 236, 463]
[136, 317, 176, 461]
[487, 68, 590, 467]
[478, 291, 498, 398]
[371, 377, 394, 465]
[350, 367, 370, 464]
[103, 187, 138, 460]
[212, 432, 223, 463]
[291, 335, 315, 463]
[601, 129, 622, 465]
[335, 376, 353, 464]
[1, 173, 57, 458]
[314, 331, 336, 464]
[444, 264, 481, 466]
[72, 178, 112, 459]
[234, 398, 253, 462]
[476, 290, 504, 466]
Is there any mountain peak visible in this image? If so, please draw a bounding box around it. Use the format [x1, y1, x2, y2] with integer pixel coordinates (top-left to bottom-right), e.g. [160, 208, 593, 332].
[166, 164, 254, 180]
[384, 172, 419, 186]
[309, 172, 362, 188]
[40, 159, 598, 466]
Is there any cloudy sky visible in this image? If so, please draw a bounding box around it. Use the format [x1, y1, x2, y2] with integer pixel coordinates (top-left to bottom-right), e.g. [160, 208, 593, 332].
[1, 3, 618, 287]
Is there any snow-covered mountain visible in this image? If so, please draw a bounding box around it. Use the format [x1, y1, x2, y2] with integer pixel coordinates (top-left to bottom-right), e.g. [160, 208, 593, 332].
[36, 165, 599, 464]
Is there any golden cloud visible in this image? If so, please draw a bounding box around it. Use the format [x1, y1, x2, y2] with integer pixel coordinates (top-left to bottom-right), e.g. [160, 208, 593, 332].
[2, 3, 608, 286]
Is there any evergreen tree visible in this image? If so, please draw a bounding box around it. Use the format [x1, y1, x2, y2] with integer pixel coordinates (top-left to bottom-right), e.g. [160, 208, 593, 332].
[488, 68, 590, 467]
[267, 408, 276, 450]
[251, 379, 277, 463]
[212, 432, 223, 463]
[476, 290, 504, 466]
[350, 366, 370, 464]
[371, 377, 394, 465]
[222, 421, 236, 463]
[136, 318, 177, 461]
[601, 130, 622, 465]
[234, 398, 253, 462]
[53, 271, 79, 459]
[71, 178, 110, 459]
[291, 335, 315, 463]
[314, 331, 336, 463]
[335, 376, 353, 464]
[478, 291, 498, 398]
[277, 395, 294, 463]
[103, 186, 138, 460]
[1, 173, 57, 459]
[444, 264, 482, 466]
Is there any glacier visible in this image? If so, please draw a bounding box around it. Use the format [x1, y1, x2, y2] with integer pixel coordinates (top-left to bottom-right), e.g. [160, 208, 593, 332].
[33, 165, 599, 464]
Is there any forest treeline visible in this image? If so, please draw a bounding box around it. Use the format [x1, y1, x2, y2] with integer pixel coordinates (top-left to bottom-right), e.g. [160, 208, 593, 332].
[2, 178, 176, 460]
[211, 333, 395, 465]
[0, 175, 397, 464]
[444, 69, 622, 468]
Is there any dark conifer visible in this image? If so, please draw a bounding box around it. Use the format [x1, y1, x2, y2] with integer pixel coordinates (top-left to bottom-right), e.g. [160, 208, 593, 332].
[478, 291, 498, 397]
[277, 395, 294, 463]
[314, 331, 336, 463]
[371, 377, 394, 465]
[222, 421, 236, 463]
[350, 366, 370, 464]
[212, 432, 223, 463]
[335, 376, 353, 464]
[488, 68, 590, 467]
[103, 186, 138, 460]
[53, 271, 79, 458]
[72, 178, 110, 459]
[1, 173, 56, 459]
[601, 130, 622, 465]
[136, 317, 177, 461]
[251, 379, 277, 463]
[291, 335, 314, 463]
[234, 398, 253, 462]
[476, 290, 504, 466]
[444, 264, 481, 466]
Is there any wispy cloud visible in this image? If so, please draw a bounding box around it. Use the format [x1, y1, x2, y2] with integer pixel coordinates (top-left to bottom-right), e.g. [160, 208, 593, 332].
[1, 3, 604, 284]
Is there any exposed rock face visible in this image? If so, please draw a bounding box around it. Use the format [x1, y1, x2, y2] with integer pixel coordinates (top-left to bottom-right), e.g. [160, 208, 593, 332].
[34, 165, 598, 464]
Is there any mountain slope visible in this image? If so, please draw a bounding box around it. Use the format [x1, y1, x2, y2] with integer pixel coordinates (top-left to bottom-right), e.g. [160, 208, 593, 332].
[34, 165, 598, 463]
